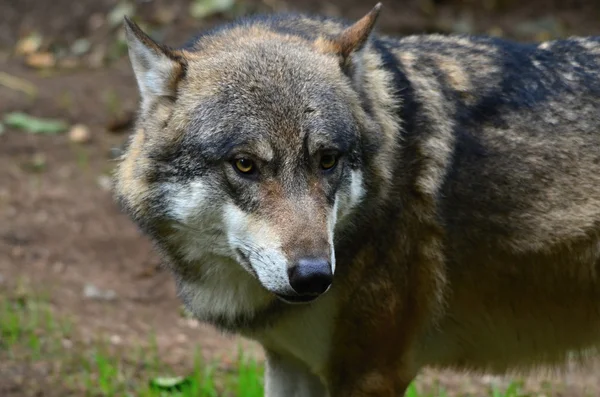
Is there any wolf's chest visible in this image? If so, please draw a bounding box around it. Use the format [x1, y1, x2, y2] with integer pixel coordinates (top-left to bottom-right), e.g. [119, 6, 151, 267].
[253, 291, 338, 376]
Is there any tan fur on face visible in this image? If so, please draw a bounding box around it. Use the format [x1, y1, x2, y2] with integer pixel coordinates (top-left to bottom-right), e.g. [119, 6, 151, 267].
[269, 195, 331, 265]
[113, 98, 188, 221]
[114, 128, 150, 218]
[254, 177, 331, 263]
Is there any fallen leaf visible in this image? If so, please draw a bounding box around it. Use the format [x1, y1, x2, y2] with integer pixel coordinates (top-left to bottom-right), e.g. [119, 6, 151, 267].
[15, 33, 43, 55]
[4, 112, 68, 134]
[190, 0, 236, 19]
[0, 71, 37, 98]
[25, 52, 56, 69]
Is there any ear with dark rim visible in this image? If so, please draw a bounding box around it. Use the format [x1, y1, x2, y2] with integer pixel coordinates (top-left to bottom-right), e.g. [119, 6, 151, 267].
[316, 3, 382, 70]
[123, 17, 187, 109]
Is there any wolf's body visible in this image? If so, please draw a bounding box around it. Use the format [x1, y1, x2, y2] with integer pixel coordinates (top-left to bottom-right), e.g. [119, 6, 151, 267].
[114, 4, 600, 396]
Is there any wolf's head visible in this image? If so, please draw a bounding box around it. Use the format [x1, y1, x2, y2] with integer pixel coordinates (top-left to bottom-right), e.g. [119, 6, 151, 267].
[114, 5, 389, 313]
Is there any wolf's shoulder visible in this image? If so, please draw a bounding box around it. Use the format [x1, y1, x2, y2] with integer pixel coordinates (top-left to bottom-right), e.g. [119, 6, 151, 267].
[381, 34, 600, 81]
[376, 33, 600, 117]
[383, 33, 600, 57]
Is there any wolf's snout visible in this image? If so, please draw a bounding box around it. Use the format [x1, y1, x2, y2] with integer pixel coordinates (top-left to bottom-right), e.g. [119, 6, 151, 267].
[288, 257, 332, 296]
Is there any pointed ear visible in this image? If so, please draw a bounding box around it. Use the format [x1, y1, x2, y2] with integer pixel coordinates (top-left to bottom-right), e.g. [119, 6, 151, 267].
[123, 17, 186, 107]
[316, 3, 382, 69]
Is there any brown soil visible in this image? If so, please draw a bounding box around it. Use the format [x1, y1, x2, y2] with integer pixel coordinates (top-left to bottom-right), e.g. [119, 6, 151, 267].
[1, 0, 600, 396]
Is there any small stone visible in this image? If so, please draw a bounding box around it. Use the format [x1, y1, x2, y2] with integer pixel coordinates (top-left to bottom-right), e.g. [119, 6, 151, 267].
[97, 175, 112, 191]
[481, 374, 503, 386]
[71, 38, 91, 56]
[185, 318, 199, 329]
[68, 124, 91, 143]
[110, 334, 122, 345]
[83, 283, 117, 301]
[25, 52, 56, 69]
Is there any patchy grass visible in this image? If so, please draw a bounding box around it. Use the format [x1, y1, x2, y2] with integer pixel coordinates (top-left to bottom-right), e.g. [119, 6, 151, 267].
[0, 288, 68, 358]
[405, 381, 530, 397]
[77, 345, 264, 397]
[0, 287, 264, 397]
[0, 288, 539, 397]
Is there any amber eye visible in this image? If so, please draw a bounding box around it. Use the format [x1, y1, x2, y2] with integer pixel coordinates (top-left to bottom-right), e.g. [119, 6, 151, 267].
[320, 153, 338, 171]
[234, 158, 255, 174]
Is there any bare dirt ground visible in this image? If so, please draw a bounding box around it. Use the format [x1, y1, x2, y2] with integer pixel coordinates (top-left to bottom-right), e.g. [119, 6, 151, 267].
[2, 0, 600, 395]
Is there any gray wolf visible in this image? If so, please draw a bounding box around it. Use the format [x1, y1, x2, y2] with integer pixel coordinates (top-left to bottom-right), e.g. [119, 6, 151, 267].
[113, 3, 600, 395]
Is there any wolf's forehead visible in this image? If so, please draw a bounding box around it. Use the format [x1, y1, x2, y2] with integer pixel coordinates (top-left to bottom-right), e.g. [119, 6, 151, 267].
[183, 89, 356, 163]
[179, 42, 356, 157]
[185, 58, 346, 132]
[187, 38, 339, 94]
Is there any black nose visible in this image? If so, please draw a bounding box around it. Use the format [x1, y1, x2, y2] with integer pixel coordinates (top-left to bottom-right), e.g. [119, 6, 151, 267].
[288, 257, 332, 296]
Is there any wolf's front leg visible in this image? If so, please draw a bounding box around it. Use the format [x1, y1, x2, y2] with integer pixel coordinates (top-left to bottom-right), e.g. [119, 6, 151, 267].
[265, 350, 328, 397]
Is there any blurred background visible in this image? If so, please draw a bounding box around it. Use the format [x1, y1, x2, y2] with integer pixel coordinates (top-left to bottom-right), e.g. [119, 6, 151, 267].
[1, 1, 600, 396]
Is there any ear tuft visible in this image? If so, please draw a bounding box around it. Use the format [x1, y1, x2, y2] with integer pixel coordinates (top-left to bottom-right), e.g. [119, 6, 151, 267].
[123, 17, 186, 109]
[317, 3, 382, 67]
